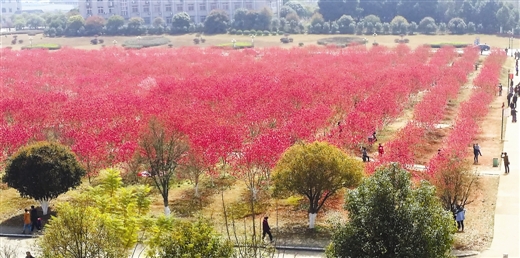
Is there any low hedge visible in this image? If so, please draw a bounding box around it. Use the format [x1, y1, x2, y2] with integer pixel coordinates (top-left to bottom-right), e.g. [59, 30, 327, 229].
[317, 36, 366, 46]
[0, 30, 43, 36]
[21, 43, 61, 50]
[216, 42, 253, 49]
[122, 37, 170, 48]
[428, 42, 470, 48]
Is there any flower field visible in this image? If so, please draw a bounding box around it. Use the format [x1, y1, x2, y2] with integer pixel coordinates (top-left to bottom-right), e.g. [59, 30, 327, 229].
[0, 46, 503, 178]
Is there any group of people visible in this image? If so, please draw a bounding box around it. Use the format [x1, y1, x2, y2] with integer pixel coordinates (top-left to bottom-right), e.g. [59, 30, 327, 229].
[362, 143, 384, 162]
[22, 205, 42, 234]
[508, 68, 520, 122]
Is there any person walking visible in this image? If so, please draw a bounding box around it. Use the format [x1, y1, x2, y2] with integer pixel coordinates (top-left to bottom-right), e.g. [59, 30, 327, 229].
[378, 143, 384, 156]
[502, 152, 510, 174]
[30, 205, 37, 232]
[473, 144, 482, 164]
[22, 209, 31, 234]
[512, 108, 517, 123]
[362, 147, 370, 162]
[507, 92, 513, 107]
[262, 217, 273, 242]
[498, 83, 503, 96]
[455, 205, 466, 232]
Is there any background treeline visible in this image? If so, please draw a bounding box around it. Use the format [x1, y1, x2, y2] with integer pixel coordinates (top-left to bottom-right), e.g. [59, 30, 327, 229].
[3, 0, 519, 37]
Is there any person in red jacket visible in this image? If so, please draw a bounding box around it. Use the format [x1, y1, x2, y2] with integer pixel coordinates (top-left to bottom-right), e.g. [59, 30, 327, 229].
[262, 217, 273, 242]
[378, 143, 384, 156]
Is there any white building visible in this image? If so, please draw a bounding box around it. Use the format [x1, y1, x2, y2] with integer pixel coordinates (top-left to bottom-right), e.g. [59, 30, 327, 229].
[79, 0, 275, 25]
[0, 0, 22, 25]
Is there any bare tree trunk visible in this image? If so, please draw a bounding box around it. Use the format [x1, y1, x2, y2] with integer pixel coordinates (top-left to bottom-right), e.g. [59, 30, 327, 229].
[250, 188, 257, 257]
[221, 189, 231, 240]
[39, 199, 50, 215]
[163, 197, 170, 216]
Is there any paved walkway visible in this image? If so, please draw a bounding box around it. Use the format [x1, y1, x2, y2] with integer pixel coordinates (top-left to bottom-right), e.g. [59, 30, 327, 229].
[479, 56, 520, 258]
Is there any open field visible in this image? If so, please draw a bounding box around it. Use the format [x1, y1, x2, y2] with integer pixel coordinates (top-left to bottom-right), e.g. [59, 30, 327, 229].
[1, 33, 519, 50]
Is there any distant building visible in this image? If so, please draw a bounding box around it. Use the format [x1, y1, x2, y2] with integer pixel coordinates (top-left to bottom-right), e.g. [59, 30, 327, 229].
[78, 0, 275, 25]
[21, 2, 76, 12]
[0, 0, 22, 27]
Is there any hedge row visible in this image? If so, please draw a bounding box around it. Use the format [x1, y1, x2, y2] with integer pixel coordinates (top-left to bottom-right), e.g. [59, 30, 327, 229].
[21, 43, 61, 50]
[428, 42, 470, 48]
[0, 30, 43, 36]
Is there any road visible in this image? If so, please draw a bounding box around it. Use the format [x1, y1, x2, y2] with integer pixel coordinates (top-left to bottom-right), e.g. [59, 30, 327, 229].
[0, 237, 325, 258]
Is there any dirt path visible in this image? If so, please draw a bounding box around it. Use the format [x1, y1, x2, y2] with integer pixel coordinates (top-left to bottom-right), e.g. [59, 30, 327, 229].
[452, 57, 512, 252]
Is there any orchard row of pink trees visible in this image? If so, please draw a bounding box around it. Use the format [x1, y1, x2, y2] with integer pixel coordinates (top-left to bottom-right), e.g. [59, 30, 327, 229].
[365, 47, 479, 172]
[0, 46, 482, 181]
[427, 51, 506, 174]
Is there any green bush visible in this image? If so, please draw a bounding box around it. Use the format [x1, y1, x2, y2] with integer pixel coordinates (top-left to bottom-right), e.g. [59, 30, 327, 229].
[236, 30, 243, 35]
[21, 43, 61, 50]
[243, 30, 250, 35]
[250, 29, 256, 35]
[122, 37, 170, 48]
[230, 29, 237, 35]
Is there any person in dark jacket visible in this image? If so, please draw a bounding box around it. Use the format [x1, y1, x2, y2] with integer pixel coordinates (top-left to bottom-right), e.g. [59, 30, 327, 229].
[507, 92, 513, 107]
[502, 152, 510, 174]
[473, 144, 482, 164]
[30, 206, 37, 232]
[512, 108, 517, 123]
[262, 217, 273, 242]
[362, 147, 370, 162]
[513, 94, 518, 107]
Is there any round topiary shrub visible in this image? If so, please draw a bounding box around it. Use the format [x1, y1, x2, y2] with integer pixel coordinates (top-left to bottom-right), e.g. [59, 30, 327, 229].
[280, 37, 289, 43]
[263, 30, 270, 36]
[243, 30, 250, 35]
[230, 29, 237, 35]
[193, 38, 200, 44]
[99, 39, 104, 44]
[299, 42, 304, 47]
[236, 30, 243, 35]
[278, 31, 284, 35]
[250, 30, 256, 35]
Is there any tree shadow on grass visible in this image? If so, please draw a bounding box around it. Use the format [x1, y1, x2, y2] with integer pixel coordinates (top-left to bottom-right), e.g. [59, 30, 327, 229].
[170, 187, 215, 217]
[0, 206, 56, 234]
[273, 224, 332, 248]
